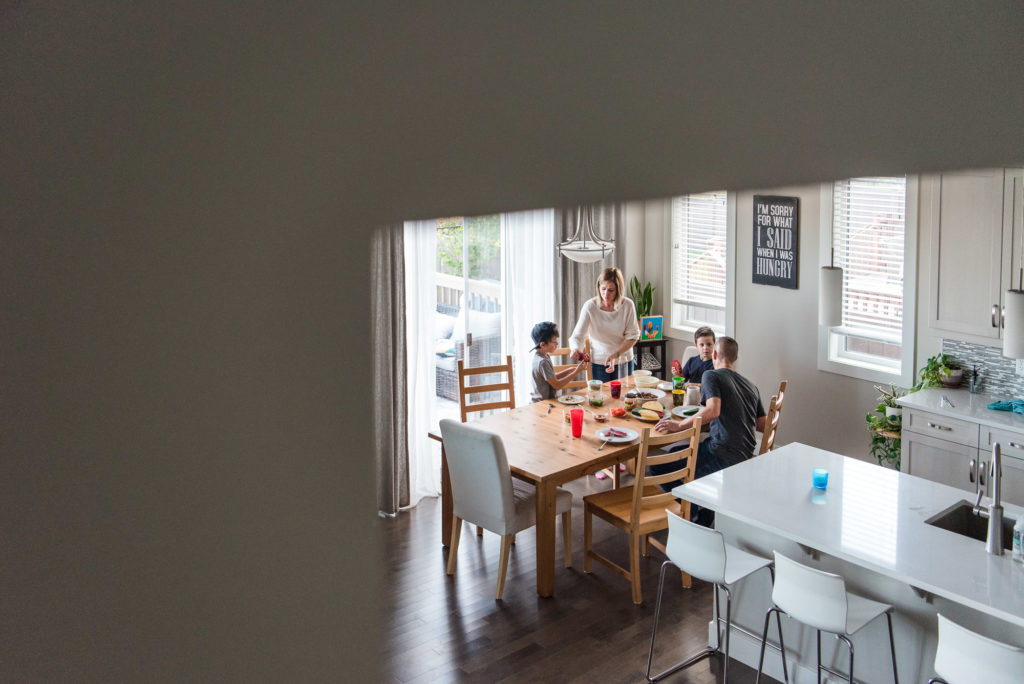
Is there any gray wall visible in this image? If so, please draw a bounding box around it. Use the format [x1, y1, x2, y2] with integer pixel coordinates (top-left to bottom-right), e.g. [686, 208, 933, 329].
[4, 1, 1024, 680]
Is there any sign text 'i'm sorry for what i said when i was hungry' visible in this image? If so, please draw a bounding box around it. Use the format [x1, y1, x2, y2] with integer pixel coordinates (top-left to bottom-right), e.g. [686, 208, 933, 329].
[752, 195, 799, 289]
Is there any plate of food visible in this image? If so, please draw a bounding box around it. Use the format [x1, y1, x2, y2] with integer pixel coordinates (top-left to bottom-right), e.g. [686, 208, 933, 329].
[624, 387, 666, 400]
[557, 394, 585, 405]
[671, 405, 700, 418]
[595, 426, 639, 443]
[631, 401, 666, 422]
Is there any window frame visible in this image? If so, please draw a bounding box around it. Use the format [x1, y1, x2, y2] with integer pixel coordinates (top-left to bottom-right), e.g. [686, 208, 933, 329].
[817, 176, 919, 386]
[664, 192, 736, 340]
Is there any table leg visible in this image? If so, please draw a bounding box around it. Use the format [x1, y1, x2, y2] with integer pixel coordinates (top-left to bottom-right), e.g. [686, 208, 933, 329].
[535, 480, 557, 597]
[441, 444, 452, 547]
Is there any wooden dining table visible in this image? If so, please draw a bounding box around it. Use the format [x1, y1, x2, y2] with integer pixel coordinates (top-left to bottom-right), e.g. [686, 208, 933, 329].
[428, 378, 688, 597]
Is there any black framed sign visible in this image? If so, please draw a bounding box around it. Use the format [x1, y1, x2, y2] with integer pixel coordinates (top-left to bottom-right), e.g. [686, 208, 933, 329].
[752, 195, 799, 289]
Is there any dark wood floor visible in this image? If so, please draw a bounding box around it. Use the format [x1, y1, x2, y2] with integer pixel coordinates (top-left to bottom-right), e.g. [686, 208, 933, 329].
[381, 474, 780, 683]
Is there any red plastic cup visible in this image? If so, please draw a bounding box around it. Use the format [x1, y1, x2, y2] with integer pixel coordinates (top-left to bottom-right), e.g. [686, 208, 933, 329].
[570, 408, 584, 437]
[610, 380, 621, 398]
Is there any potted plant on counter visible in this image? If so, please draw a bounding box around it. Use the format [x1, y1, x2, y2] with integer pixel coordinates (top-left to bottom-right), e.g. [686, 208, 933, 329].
[866, 383, 905, 470]
[913, 353, 963, 391]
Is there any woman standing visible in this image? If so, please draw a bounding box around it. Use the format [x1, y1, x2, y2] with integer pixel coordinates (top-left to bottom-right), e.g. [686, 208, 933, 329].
[569, 267, 641, 382]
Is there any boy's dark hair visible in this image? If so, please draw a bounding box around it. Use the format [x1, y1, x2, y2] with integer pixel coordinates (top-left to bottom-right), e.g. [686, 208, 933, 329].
[693, 326, 716, 343]
[716, 336, 739, 363]
[530, 321, 559, 350]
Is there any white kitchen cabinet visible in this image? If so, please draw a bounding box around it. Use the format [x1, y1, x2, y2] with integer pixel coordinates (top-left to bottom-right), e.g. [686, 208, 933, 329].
[980, 426, 1024, 507]
[900, 394, 1024, 507]
[903, 428, 979, 492]
[928, 167, 1024, 345]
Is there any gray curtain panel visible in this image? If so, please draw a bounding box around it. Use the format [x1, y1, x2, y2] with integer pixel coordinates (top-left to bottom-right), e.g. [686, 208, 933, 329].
[371, 224, 409, 515]
[555, 203, 628, 341]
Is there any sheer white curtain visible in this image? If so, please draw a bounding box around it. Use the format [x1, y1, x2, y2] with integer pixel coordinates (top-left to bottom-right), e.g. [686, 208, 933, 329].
[502, 209, 556, 405]
[403, 220, 441, 505]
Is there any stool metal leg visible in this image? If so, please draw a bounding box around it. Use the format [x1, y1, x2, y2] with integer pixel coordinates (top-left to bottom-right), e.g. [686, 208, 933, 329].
[647, 561, 737, 679]
[646, 560, 720, 682]
[886, 611, 900, 684]
[755, 606, 789, 684]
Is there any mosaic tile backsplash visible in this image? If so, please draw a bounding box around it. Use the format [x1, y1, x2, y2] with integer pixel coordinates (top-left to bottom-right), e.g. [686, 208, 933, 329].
[942, 339, 1024, 398]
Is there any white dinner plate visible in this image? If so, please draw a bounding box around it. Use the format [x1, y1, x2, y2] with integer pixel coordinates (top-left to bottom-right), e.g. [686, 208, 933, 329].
[657, 381, 673, 391]
[557, 394, 585, 405]
[672, 405, 700, 418]
[631, 407, 665, 422]
[595, 427, 639, 444]
[624, 387, 666, 399]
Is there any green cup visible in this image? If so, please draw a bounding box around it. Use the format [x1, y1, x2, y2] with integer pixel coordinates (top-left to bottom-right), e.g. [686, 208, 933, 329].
[672, 376, 685, 390]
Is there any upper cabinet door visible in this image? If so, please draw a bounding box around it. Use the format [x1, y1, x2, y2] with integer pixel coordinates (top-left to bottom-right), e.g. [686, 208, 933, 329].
[929, 169, 1007, 341]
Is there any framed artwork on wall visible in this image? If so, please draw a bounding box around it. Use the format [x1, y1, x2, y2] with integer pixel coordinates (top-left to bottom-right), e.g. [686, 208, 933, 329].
[640, 315, 663, 341]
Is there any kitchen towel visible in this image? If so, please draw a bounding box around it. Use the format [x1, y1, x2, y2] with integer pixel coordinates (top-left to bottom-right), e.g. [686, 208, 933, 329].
[987, 399, 1024, 415]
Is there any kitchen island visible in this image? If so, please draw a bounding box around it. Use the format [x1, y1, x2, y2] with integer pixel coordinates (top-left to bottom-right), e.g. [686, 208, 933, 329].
[673, 442, 1024, 683]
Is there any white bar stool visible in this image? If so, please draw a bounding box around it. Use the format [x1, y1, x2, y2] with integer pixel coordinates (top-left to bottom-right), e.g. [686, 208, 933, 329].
[755, 551, 898, 684]
[928, 613, 1024, 684]
[646, 511, 786, 683]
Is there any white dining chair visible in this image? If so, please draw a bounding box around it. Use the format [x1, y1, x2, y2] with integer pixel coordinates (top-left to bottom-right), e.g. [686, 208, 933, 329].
[647, 510, 784, 683]
[755, 551, 899, 684]
[929, 613, 1024, 684]
[440, 418, 573, 600]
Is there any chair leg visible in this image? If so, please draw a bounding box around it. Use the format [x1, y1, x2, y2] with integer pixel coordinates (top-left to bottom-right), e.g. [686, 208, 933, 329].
[629, 532, 643, 604]
[477, 525, 484, 537]
[495, 534, 513, 600]
[446, 515, 463, 575]
[768, 566, 789, 684]
[816, 630, 821, 684]
[837, 634, 854, 684]
[583, 505, 593, 573]
[721, 586, 732, 683]
[755, 607, 774, 684]
[643, 534, 652, 556]
[756, 606, 789, 684]
[886, 611, 899, 684]
[561, 510, 572, 568]
[646, 561, 718, 682]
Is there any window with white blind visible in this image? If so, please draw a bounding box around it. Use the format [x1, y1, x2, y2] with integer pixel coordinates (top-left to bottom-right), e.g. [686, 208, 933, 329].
[669, 192, 734, 335]
[818, 176, 918, 385]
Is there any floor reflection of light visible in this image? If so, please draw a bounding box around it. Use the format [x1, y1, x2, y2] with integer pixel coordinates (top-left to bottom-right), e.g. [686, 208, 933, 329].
[840, 463, 899, 566]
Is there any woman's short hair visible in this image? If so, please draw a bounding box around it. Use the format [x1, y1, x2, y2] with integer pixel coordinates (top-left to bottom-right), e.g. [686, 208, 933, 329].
[596, 267, 625, 306]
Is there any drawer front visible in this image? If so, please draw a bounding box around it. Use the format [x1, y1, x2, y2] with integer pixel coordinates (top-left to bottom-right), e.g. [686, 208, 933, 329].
[903, 408, 979, 448]
[981, 426, 1024, 457]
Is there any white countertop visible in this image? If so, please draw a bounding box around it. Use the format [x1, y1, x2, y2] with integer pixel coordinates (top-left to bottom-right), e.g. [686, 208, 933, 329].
[898, 387, 1024, 433]
[673, 443, 1024, 628]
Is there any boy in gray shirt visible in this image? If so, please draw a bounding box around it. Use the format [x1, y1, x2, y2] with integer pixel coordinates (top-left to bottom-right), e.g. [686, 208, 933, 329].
[529, 321, 588, 403]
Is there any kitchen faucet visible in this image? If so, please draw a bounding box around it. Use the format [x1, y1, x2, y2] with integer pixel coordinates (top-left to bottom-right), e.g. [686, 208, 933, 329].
[973, 442, 1004, 556]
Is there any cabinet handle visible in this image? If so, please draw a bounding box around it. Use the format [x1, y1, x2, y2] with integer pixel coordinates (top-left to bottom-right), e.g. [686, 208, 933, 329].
[979, 460, 987, 487]
[927, 422, 952, 431]
[993, 304, 1000, 328]
[1009, 441, 1024, 451]
[1002, 306, 1006, 329]
[969, 458, 977, 484]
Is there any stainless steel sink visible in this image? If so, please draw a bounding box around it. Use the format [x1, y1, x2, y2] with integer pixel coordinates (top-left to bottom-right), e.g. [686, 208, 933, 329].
[925, 500, 1014, 551]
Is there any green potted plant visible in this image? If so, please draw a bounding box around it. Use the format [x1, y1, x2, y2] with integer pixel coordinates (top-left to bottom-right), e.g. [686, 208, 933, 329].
[866, 383, 905, 470]
[629, 275, 654, 319]
[913, 353, 962, 391]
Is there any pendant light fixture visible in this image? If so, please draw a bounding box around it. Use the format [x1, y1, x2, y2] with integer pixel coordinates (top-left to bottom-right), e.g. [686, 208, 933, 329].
[558, 206, 614, 264]
[819, 247, 843, 327]
[1004, 195, 1024, 357]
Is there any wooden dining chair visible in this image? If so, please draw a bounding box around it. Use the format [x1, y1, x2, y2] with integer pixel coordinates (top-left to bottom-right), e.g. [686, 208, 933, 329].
[583, 418, 702, 604]
[551, 339, 591, 390]
[457, 354, 516, 423]
[440, 419, 573, 600]
[757, 380, 787, 455]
